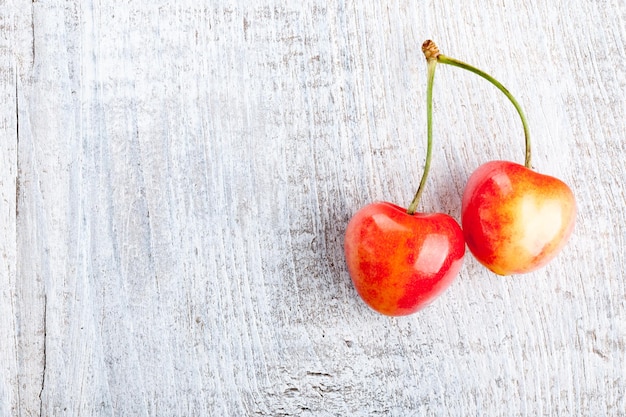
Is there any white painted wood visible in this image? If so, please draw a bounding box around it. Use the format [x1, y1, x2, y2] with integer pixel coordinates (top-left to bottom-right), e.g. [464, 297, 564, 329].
[1, 0, 625, 415]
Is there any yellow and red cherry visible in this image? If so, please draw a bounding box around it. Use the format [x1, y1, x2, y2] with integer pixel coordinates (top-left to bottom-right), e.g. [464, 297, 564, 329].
[462, 161, 576, 275]
[425, 40, 577, 275]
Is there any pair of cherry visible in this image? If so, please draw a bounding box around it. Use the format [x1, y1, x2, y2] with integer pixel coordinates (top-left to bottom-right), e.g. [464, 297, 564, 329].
[344, 41, 576, 316]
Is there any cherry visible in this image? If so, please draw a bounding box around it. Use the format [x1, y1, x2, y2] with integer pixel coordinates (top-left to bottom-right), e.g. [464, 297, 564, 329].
[423, 40, 576, 275]
[344, 203, 464, 316]
[344, 45, 465, 316]
[462, 161, 576, 275]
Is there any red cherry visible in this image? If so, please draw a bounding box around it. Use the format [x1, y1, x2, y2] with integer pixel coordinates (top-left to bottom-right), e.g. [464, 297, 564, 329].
[462, 161, 576, 275]
[343, 41, 465, 316]
[344, 202, 465, 316]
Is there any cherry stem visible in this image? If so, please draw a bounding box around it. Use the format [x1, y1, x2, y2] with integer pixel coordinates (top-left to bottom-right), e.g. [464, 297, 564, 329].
[436, 53, 532, 169]
[407, 57, 437, 215]
[407, 40, 532, 215]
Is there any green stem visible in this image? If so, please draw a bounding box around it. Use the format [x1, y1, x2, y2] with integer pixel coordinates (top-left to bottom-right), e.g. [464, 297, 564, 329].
[407, 58, 438, 215]
[437, 54, 532, 168]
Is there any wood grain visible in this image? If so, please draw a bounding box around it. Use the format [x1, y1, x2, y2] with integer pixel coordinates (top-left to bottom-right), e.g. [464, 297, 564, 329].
[1, 0, 625, 415]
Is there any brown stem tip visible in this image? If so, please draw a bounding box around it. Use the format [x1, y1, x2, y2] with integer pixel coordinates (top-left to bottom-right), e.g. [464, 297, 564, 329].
[422, 40, 440, 61]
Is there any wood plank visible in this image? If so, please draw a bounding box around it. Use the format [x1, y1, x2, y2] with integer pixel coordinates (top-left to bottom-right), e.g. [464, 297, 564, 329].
[1, 0, 625, 415]
[0, 11, 18, 417]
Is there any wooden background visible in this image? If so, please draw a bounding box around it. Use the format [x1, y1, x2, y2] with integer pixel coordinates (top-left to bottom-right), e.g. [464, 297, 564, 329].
[1, 0, 625, 415]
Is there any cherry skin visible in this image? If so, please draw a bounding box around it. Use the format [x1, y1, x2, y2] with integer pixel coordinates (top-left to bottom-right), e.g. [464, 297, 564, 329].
[462, 161, 576, 275]
[344, 202, 465, 316]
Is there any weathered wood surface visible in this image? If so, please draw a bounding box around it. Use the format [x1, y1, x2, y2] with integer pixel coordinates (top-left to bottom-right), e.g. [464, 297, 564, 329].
[1, 0, 625, 415]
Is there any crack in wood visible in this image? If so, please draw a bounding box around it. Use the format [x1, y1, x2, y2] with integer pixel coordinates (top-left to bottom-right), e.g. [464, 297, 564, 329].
[38, 294, 47, 415]
[30, 2, 35, 65]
